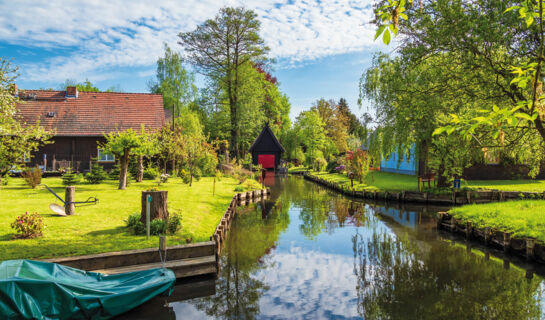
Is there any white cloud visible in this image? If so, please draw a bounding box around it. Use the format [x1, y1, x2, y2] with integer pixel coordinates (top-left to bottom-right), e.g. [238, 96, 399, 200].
[0, 0, 378, 83]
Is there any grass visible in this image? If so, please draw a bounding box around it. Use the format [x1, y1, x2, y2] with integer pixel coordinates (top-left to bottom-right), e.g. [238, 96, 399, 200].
[450, 200, 545, 242]
[308, 171, 419, 192]
[309, 171, 545, 193]
[0, 176, 261, 260]
[464, 180, 545, 192]
[288, 166, 308, 173]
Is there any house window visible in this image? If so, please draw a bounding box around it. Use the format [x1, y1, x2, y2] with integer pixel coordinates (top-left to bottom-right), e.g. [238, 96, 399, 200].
[97, 149, 115, 162]
[23, 153, 31, 163]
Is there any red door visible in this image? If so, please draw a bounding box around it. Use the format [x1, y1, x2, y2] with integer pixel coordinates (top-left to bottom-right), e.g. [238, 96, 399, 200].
[258, 154, 275, 169]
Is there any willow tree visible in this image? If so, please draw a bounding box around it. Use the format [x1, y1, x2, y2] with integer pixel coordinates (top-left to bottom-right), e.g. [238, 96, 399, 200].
[179, 7, 269, 160]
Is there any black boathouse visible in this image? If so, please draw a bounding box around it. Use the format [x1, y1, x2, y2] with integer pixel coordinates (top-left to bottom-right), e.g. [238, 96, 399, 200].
[249, 123, 285, 170]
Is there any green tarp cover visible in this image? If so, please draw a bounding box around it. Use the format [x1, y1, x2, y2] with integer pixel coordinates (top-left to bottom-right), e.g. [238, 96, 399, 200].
[0, 259, 176, 319]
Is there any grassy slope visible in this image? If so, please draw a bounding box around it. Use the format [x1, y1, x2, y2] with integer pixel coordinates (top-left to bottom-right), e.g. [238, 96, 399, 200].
[0, 177, 260, 260]
[450, 200, 545, 242]
[309, 171, 419, 192]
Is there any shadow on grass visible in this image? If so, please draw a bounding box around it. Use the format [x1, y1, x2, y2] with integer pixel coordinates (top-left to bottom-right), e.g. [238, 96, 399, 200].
[86, 226, 127, 237]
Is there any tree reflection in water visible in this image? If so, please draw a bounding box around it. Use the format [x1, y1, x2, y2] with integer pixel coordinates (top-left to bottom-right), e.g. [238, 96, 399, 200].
[353, 226, 545, 319]
[192, 187, 290, 319]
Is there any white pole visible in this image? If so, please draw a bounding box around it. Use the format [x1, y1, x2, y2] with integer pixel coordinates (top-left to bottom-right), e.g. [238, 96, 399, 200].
[146, 194, 151, 239]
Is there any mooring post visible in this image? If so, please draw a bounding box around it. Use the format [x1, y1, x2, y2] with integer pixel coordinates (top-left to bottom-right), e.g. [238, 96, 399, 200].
[146, 194, 151, 239]
[65, 186, 76, 215]
[484, 227, 490, 245]
[526, 238, 535, 260]
[465, 221, 472, 239]
[503, 232, 511, 253]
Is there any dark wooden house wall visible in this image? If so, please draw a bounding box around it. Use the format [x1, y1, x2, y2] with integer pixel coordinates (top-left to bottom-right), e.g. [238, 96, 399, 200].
[29, 136, 115, 172]
[250, 129, 283, 169]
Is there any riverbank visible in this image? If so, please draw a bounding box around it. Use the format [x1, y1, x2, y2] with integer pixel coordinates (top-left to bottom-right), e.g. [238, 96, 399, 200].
[449, 201, 545, 242]
[0, 177, 261, 260]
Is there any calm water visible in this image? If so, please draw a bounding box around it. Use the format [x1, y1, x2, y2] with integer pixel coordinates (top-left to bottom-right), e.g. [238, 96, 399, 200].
[122, 176, 545, 320]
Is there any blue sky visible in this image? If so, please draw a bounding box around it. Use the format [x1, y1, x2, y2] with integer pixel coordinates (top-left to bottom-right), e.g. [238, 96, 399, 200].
[0, 0, 387, 120]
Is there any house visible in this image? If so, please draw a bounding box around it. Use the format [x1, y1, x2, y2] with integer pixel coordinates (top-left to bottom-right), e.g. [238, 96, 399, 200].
[249, 123, 285, 170]
[380, 145, 418, 175]
[16, 86, 165, 172]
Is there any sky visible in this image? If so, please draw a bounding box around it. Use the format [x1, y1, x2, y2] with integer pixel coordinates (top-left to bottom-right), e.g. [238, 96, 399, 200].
[0, 0, 390, 120]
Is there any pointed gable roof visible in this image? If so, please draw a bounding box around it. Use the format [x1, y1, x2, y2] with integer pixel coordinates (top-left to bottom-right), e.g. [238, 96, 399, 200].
[249, 123, 285, 153]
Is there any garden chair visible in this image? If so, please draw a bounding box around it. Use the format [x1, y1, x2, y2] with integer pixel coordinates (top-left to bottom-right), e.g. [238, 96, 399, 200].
[418, 173, 436, 191]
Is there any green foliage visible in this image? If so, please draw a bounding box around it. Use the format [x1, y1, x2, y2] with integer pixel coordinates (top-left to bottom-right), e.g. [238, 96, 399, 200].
[349, 150, 370, 183]
[295, 109, 326, 165]
[149, 43, 197, 115]
[234, 185, 245, 192]
[85, 163, 108, 184]
[21, 166, 42, 189]
[150, 219, 167, 235]
[0, 59, 51, 177]
[179, 7, 271, 159]
[167, 213, 182, 234]
[11, 212, 44, 239]
[1, 173, 10, 186]
[313, 157, 327, 172]
[294, 147, 306, 165]
[143, 165, 160, 180]
[61, 169, 80, 186]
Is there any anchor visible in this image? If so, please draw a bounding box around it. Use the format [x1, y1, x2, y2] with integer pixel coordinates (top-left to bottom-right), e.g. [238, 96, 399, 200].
[43, 184, 98, 216]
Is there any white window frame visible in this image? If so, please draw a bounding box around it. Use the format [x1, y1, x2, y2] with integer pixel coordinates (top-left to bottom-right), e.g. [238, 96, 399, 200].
[97, 148, 115, 162]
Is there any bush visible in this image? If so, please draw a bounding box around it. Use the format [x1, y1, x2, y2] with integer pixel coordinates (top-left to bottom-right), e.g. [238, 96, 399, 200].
[313, 157, 327, 172]
[158, 173, 170, 184]
[150, 219, 167, 235]
[21, 166, 42, 189]
[62, 169, 80, 186]
[85, 163, 108, 184]
[1, 173, 10, 186]
[11, 212, 45, 239]
[167, 213, 182, 234]
[234, 185, 245, 192]
[125, 213, 140, 228]
[109, 163, 121, 180]
[326, 160, 338, 173]
[143, 165, 160, 180]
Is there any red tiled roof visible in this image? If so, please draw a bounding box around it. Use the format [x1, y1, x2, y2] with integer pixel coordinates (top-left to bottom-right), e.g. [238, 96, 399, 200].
[16, 90, 165, 136]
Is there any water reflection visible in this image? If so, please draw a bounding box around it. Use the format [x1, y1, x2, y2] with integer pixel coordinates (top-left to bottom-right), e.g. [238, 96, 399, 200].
[124, 176, 545, 319]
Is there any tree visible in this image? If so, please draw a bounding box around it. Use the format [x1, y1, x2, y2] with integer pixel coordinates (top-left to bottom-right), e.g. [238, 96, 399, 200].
[179, 7, 269, 160]
[0, 59, 50, 184]
[311, 99, 350, 154]
[294, 110, 327, 166]
[58, 79, 122, 92]
[100, 128, 152, 189]
[372, 0, 545, 177]
[149, 43, 197, 117]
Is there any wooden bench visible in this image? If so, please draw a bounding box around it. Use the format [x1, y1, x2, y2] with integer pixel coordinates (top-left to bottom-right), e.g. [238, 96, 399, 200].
[418, 173, 436, 191]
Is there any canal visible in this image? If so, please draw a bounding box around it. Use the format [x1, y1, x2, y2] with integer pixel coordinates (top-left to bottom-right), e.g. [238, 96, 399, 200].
[121, 175, 545, 319]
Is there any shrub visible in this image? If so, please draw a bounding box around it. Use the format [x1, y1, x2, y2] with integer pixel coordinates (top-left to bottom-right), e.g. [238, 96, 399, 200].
[1, 173, 10, 186]
[234, 185, 244, 192]
[11, 212, 45, 238]
[326, 160, 338, 173]
[62, 169, 80, 186]
[313, 157, 327, 172]
[125, 213, 141, 228]
[143, 165, 160, 180]
[167, 213, 182, 234]
[158, 173, 170, 185]
[150, 219, 167, 235]
[85, 163, 108, 184]
[21, 166, 42, 188]
[109, 163, 121, 180]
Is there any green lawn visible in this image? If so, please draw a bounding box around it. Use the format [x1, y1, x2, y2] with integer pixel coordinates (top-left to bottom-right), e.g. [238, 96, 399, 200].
[465, 180, 545, 192]
[450, 200, 545, 242]
[309, 171, 419, 192]
[0, 177, 260, 260]
[309, 171, 545, 193]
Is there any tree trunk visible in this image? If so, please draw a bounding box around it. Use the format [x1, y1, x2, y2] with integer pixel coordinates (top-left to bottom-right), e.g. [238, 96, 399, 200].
[136, 155, 143, 182]
[418, 139, 429, 177]
[140, 190, 169, 222]
[118, 149, 129, 190]
[65, 186, 75, 215]
[437, 162, 449, 188]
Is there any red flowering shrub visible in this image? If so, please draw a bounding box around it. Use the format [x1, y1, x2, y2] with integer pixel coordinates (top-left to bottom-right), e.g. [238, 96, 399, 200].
[11, 212, 45, 238]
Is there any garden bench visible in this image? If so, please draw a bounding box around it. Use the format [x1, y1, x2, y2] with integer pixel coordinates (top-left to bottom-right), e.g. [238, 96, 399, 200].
[418, 173, 436, 191]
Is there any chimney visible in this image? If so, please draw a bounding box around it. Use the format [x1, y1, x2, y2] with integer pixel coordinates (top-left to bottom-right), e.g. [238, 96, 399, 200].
[10, 83, 18, 97]
[66, 86, 78, 98]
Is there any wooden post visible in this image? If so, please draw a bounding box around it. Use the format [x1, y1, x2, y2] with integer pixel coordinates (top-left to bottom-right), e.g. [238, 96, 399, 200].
[141, 190, 169, 222]
[484, 227, 490, 245]
[65, 186, 75, 215]
[526, 238, 535, 260]
[465, 221, 472, 239]
[52, 154, 56, 171]
[503, 232, 511, 253]
[466, 191, 471, 204]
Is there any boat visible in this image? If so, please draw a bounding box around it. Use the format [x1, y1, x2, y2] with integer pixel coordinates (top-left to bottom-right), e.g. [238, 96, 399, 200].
[0, 259, 176, 319]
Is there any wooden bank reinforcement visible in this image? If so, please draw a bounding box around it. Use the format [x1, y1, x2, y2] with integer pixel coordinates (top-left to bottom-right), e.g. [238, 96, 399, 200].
[46, 188, 270, 279]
